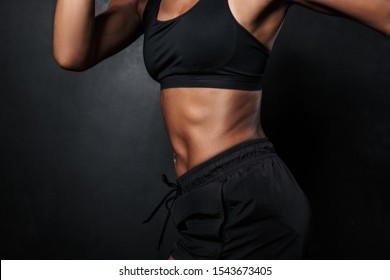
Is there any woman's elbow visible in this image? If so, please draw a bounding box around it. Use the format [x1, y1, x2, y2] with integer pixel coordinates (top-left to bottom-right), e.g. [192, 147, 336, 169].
[53, 50, 91, 72]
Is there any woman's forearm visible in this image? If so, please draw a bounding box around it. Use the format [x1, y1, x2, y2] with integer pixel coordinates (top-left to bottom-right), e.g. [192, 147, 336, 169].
[290, 0, 390, 37]
[53, 0, 95, 70]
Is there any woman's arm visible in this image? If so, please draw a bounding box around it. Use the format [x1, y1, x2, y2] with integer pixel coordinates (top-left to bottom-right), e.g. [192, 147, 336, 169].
[53, 0, 143, 71]
[288, 0, 390, 36]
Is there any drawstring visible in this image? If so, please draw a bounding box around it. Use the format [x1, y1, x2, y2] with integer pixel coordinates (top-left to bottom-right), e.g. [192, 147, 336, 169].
[142, 174, 181, 251]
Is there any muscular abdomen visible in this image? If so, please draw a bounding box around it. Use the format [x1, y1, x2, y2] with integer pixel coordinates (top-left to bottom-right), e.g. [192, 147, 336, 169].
[160, 88, 266, 177]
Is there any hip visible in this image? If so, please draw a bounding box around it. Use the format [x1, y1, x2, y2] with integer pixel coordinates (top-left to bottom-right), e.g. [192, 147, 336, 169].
[170, 138, 312, 259]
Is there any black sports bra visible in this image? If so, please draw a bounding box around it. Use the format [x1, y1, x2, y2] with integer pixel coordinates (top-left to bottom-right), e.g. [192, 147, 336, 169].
[142, 0, 270, 90]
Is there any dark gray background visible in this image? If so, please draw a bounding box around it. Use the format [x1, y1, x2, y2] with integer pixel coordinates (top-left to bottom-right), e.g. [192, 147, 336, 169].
[1, 1, 389, 259]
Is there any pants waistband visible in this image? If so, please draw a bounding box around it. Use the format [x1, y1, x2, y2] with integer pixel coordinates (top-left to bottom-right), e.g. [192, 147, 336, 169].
[176, 137, 275, 190]
[143, 137, 275, 251]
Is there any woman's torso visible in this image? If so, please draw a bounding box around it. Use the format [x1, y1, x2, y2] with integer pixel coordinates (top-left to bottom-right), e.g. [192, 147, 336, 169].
[139, 0, 289, 177]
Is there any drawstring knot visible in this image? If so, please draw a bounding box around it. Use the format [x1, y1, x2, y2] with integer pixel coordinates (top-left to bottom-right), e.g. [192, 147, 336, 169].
[142, 174, 181, 251]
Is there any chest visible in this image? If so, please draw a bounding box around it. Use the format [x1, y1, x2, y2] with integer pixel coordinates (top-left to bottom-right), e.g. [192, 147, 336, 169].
[143, 0, 237, 72]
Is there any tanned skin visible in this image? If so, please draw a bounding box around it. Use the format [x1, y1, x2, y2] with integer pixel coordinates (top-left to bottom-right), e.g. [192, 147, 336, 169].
[53, 0, 390, 259]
